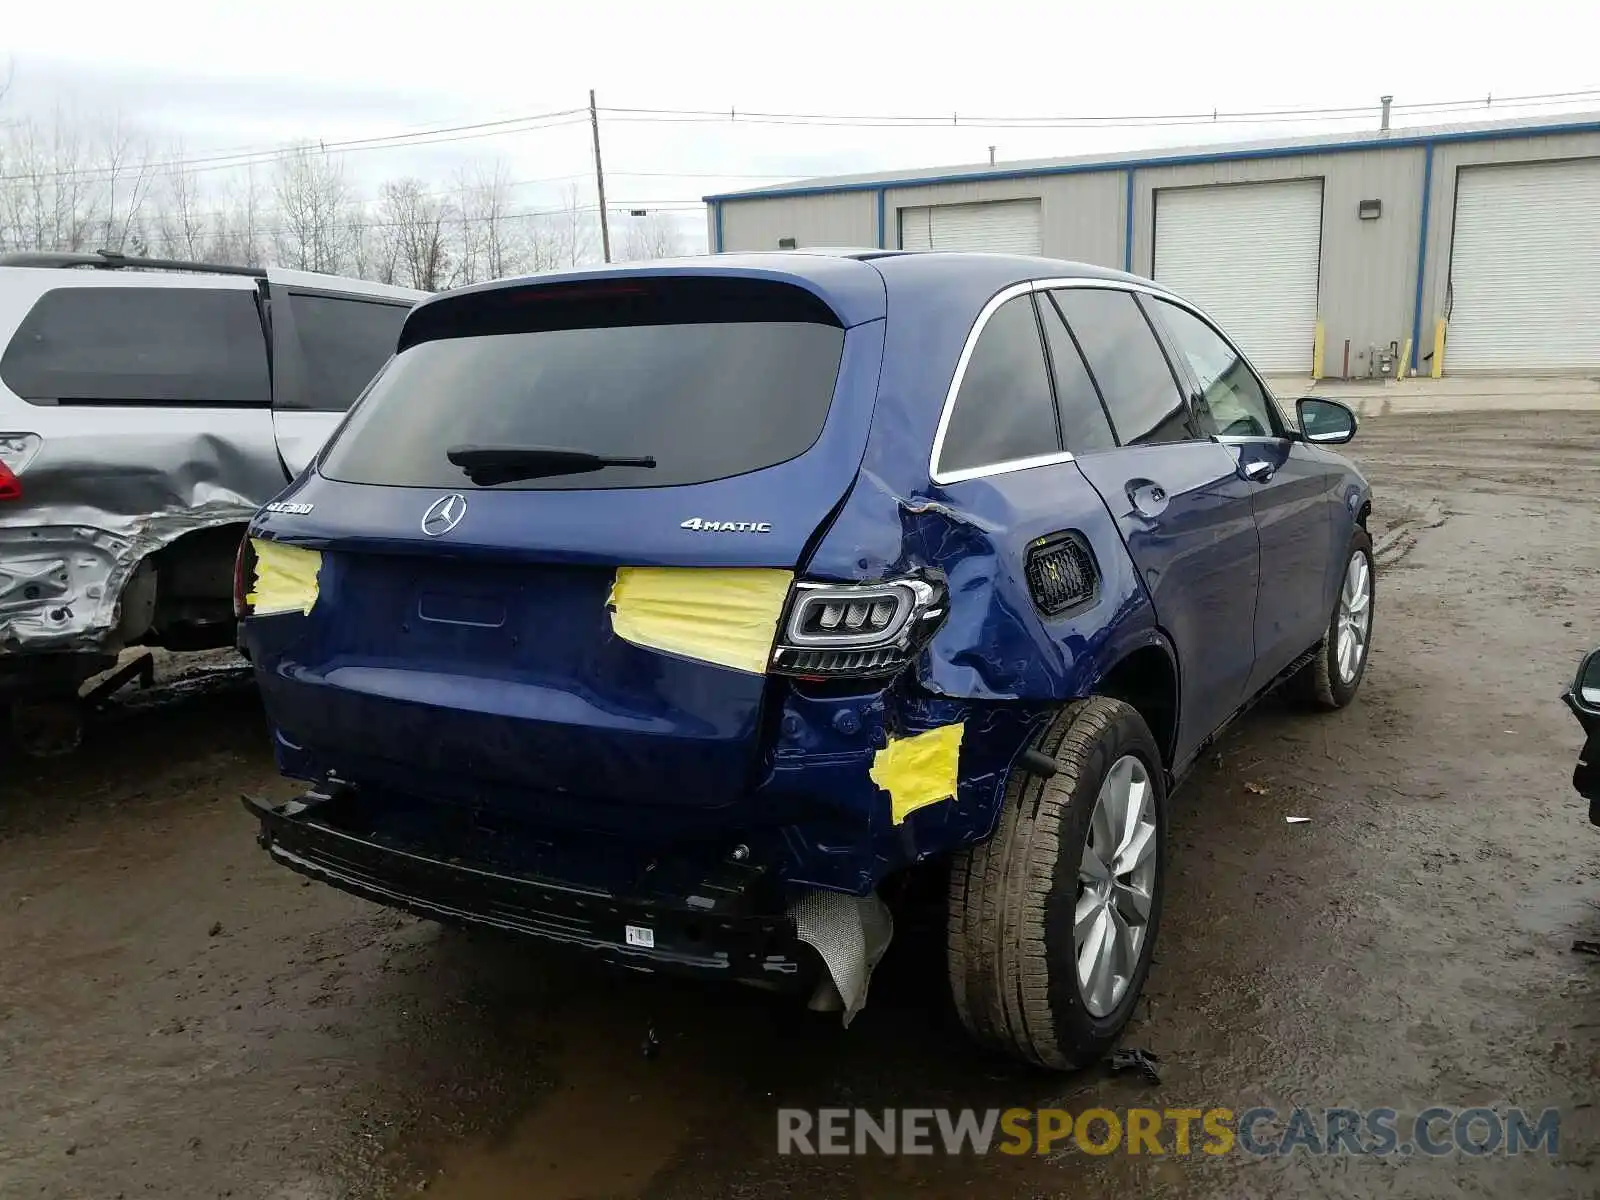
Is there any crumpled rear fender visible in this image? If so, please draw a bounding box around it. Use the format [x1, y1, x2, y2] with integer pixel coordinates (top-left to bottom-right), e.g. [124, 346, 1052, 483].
[807, 460, 1161, 704]
[0, 429, 286, 655]
[769, 449, 1171, 892]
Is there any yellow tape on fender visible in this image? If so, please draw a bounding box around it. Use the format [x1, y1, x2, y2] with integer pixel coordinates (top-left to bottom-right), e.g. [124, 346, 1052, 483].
[869, 724, 965, 824]
[247, 538, 322, 616]
[608, 567, 793, 674]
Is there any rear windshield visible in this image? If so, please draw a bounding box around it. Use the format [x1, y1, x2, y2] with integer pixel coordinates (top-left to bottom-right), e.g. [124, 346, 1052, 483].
[319, 285, 846, 490]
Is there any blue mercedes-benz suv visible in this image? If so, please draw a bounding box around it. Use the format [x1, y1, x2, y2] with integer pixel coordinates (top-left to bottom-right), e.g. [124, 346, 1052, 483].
[238, 250, 1372, 1070]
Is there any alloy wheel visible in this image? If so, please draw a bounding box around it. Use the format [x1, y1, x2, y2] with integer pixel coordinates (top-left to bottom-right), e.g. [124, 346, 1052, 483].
[1336, 551, 1372, 684]
[1074, 754, 1158, 1018]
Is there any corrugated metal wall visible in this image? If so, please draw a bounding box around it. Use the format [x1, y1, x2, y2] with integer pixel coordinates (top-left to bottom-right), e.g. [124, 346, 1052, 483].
[710, 127, 1600, 376]
[882, 173, 1125, 267]
[1131, 147, 1426, 378]
[1420, 130, 1600, 363]
[717, 191, 878, 252]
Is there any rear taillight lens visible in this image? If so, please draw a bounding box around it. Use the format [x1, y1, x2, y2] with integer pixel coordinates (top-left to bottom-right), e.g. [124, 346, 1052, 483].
[0, 434, 42, 502]
[233, 535, 256, 618]
[771, 579, 946, 679]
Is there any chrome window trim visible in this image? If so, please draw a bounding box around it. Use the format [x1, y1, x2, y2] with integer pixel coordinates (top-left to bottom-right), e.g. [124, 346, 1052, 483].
[927, 275, 1293, 485]
[936, 449, 1077, 486]
[927, 280, 1040, 485]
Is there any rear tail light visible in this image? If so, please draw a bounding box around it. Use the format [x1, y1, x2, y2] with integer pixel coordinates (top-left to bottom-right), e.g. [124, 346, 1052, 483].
[771, 579, 946, 678]
[233, 535, 256, 618]
[0, 434, 42, 502]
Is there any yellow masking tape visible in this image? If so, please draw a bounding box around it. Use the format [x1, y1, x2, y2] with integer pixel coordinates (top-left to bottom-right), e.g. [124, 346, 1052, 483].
[247, 538, 322, 616]
[608, 567, 793, 674]
[869, 724, 965, 825]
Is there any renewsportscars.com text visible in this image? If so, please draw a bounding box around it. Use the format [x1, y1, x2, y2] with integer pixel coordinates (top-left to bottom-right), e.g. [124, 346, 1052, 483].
[777, 1106, 1561, 1157]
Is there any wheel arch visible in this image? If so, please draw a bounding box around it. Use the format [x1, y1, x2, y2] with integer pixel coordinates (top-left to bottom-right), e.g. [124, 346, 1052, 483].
[1085, 634, 1181, 769]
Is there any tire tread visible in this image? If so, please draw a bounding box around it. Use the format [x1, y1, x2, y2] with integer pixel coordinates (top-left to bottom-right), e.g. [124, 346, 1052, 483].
[947, 697, 1158, 1069]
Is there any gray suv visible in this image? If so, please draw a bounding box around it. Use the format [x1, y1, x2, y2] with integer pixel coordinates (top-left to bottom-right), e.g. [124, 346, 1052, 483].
[0, 250, 424, 749]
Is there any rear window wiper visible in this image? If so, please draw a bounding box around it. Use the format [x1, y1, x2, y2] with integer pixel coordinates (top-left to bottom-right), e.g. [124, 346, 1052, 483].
[446, 444, 658, 485]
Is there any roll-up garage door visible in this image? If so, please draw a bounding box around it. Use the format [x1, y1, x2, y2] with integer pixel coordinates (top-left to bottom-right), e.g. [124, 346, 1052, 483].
[1154, 179, 1323, 373]
[898, 199, 1042, 254]
[1446, 158, 1600, 371]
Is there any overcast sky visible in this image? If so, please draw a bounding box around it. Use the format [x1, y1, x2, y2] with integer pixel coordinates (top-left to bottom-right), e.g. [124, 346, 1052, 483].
[5, 0, 1598, 249]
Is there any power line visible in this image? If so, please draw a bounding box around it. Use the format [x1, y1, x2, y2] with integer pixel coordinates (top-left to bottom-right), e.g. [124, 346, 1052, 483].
[0, 200, 704, 253]
[0, 109, 589, 185]
[4, 82, 1598, 194]
[595, 86, 1600, 129]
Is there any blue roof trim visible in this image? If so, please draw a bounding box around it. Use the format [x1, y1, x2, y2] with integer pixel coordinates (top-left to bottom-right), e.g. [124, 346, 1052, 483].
[1122, 168, 1135, 273]
[1409, 144, 1435, 374]
[703, 118, 1600, 203]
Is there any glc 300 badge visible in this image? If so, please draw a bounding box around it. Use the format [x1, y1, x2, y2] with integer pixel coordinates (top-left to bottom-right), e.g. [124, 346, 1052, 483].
[680, 518, 772, 533]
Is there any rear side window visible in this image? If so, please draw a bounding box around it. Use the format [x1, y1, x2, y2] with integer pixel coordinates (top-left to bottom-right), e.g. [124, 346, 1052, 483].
[0, 286, 268, 406]
[320, 280, 845, 490]
[1038, 295, 1117, 455]
[1050, 289, 1193, 446]
[936, 295, 1060, 477]
[279, 292, 411, 412]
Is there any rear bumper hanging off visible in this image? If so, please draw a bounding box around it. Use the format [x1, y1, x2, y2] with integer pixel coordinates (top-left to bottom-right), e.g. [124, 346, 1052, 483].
[242, 792, 818, 985]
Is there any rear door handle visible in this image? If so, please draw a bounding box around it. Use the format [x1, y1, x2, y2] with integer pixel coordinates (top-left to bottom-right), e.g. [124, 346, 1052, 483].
[1242, 460, 1276, 483]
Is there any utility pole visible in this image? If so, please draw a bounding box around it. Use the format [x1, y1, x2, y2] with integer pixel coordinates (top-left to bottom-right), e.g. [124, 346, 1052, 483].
[589, 89, 612, 263]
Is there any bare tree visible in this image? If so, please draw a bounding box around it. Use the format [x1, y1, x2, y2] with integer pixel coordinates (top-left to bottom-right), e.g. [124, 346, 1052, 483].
[618, 210, 685, 262]
[0, 111, 100, 252]
[0, 102, 636, 285]
[96, 115, 156, 253]
[453, 159, 521, 284]
[272, 144, 353, 274]
[379, 178, 452, 290]
[552, 182, 596, 268]
[346, 203, 383, 283]
[154, 146, 208, 260]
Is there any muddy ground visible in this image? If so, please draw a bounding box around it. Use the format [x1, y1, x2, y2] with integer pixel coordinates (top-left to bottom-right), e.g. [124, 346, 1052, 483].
[2, 411, 1598, 1199]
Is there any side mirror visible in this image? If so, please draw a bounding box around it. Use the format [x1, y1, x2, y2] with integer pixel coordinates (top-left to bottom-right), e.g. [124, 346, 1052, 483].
[1296, 397, 1358, 445]
[1573, 649, 1600, 714]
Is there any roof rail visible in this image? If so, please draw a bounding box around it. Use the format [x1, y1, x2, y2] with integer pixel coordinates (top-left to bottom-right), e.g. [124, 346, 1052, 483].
[0, 249, 267, 278]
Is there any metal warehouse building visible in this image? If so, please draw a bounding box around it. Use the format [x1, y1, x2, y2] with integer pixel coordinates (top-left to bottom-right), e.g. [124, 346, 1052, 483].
[704, 111, 1600, 379]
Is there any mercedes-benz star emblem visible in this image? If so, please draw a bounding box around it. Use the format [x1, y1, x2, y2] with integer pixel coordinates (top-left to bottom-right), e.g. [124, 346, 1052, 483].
[421, 493, 468, 536]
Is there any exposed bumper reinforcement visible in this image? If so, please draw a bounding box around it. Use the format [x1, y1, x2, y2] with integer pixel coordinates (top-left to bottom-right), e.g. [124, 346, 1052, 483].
[242, 792, 815, 985]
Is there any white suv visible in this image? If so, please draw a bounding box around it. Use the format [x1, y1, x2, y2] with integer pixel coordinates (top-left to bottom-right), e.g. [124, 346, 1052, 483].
[0, 250, 425, 746]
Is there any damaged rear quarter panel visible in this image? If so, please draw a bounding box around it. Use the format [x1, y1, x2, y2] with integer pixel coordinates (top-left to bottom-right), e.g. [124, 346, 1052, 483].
[775, 262, 1170, 887]
[0, 418, 288, 653]
[776, 459, 1164, 891]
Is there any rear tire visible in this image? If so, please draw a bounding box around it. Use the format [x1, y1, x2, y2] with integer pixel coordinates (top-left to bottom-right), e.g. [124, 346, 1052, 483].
[947, 697, 1166, 1070]
[1293, 528, 1374, 711]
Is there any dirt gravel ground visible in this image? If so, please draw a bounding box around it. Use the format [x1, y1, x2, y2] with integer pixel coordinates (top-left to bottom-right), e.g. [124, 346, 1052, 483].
[2, 411, 1598, 1200]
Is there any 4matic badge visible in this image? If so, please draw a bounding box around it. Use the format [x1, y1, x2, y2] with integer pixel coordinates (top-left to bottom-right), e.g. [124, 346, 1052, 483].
[680, 518, 772, 533]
